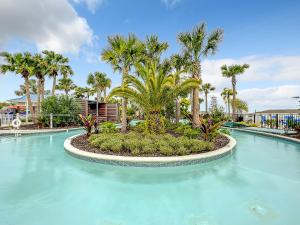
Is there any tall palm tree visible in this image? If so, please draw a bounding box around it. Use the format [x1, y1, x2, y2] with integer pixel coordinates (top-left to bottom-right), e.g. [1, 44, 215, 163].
[221, 64, 250, 120]
[42, 50, 71, 96]
[0, 52, 36, 121]
[87, 72, 108, 122]
[221, 88, 233, 115]
[177, 22, 223, 127]
[32, 53, 48, 113]
[201, 83, 215, 113]
[170, 54, 189, 123]
[56, 77, 76, 96]
[102, 34, 144, 132]
[109, 61, 200, 133]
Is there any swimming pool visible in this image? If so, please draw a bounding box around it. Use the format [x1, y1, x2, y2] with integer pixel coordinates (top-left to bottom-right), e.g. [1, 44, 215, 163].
[0, 130, 299, 225]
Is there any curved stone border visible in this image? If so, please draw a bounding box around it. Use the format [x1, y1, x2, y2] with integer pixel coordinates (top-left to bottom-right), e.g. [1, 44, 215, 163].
[233, 128, 300, 144]
[64, 134, 236, 167]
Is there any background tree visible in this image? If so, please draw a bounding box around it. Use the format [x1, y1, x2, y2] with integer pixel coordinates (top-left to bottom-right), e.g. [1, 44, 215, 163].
[201, 83, 215, 113]
[221, 88, 233, 115]
[233, 98, 248, 114]
[87, 72, 108, 122]
[43, 50, 71, 96]
[103, 77, 111, 102]
[221, 64, 250, 120]
[170, 54, 189, 123]
[0, 52, 36, 121]
[177, 22, 223, 127]
[32, 53, 48, 113]
[102, 34, 144, 132]
[56, 77, 76, 96]
[14, 79, 37, 96]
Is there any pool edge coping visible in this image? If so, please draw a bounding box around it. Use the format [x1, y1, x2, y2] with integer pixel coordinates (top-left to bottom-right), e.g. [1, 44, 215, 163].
[233, 128, 300, 143]
[0, 127, 83, 136]
[64, 134, 236, 165]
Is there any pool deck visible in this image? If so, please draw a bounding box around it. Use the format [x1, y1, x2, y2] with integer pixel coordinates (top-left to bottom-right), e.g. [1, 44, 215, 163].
[0, 127, 83, 135]
[233, 128, 300, 144]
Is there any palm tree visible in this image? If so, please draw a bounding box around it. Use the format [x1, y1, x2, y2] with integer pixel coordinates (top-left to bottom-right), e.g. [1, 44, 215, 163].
[170, 54, 189, 123]
[221, 88, 233, 115]
[56, 77, 76, 96]
[32, 53, 48, 113]
[101, 34, 144, 132]
[15, 79, 37, 96]
[177, 22, 223, 127]
[42, 50, 71, 96]
[221, 64, 250, 120]
[103, 77, 111, 102]
[87, 72, 108, 122]
[0, 52, 36, 121]
[234, 98, 248, 114]
[201, 83, 215, 113]
[109, 61, 200, 133]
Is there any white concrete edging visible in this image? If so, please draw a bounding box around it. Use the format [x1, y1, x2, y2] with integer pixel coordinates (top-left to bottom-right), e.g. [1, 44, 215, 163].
[233, 128, 300, 144]
[64, 134, 236, 166]
[0, 127, 83, 135]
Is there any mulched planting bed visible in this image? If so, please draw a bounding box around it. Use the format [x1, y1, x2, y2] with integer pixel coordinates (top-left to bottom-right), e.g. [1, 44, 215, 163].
[71, 133, 230, 157]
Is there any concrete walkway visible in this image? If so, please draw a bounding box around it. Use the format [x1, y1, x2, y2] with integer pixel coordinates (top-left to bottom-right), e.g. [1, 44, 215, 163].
[242, 127, 296, 135]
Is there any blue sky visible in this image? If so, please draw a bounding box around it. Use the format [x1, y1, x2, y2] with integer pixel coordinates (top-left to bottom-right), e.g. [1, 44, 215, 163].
[0, 0, 299, 111]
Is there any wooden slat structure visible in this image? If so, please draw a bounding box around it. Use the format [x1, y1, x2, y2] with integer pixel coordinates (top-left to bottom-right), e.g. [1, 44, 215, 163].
[75, 98, 119, 123]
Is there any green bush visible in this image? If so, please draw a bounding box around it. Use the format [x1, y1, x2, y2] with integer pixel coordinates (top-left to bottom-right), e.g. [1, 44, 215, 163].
[88, 131, 214, 156]
[99, 122, 117, 133]
[175, 124, 199, 139]
[40, 95, 80, 127]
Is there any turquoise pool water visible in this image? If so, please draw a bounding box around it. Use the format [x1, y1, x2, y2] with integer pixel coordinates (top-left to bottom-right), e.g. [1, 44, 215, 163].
[0, 130, 299, 225]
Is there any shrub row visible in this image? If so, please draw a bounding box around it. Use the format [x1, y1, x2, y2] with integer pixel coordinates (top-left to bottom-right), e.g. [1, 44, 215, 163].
[89, 132, 213, 156]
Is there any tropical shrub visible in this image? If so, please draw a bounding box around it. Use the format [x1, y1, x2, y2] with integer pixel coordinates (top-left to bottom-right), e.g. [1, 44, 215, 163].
[210, 106, 226, 124]
[89, 132, 213, 156]
[40, 95, 80, 127]
[200, 118, 222, 141]
[99, 122, 117, 133]
[79, 114, 97, 137]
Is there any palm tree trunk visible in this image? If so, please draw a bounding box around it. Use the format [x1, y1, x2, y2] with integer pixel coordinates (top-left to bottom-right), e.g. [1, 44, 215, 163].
[121, 97, 127, 132]
[51, 75, 56, 96]
[37, 79, 41, 115]
[192, 61, 201, 128]
[40, 78, 45, 103]
[228, 98, 231, 116]
[121, 67, 129, 133]
[24, 76, 36, 123]
[175, 98, 180, 123]
[104, 88, 107, 102]
[96, 91, 99, 123]
[205, 93, 208, 113]
[147, 111, 164, 134]
[232, 76, 236, 121]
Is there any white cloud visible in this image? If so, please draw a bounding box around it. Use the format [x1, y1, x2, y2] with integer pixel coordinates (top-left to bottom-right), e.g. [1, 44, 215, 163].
[0, 0, 94, 53]
[162, 0, 182, 8]
[200, 55, 300, 111]
[72, 0, 105, 14]
[239, 85, 300, 111]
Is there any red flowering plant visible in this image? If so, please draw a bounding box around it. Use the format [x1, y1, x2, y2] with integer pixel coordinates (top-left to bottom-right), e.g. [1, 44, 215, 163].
[79, 114, 97, 137]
